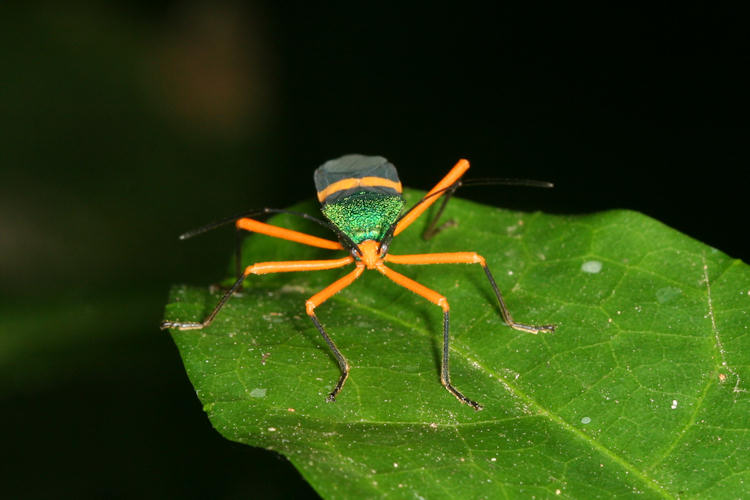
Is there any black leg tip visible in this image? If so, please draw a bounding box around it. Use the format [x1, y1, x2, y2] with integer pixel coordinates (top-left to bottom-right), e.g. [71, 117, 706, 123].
[160, 320, 204, 331]
[510, 322, 557, 334]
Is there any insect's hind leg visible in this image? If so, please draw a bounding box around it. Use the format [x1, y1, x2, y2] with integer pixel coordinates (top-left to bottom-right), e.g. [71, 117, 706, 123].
[422, 184, 459, 240]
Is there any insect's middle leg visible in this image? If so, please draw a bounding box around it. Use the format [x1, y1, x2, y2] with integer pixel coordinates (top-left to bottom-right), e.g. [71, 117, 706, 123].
[385, 252, 556, 334]
[306, 264, 365, 402]
[161, 256, 355, 331]
[161, 273, 246, 331]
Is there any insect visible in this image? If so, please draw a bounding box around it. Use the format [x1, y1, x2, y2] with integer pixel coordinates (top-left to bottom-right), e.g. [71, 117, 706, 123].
[162, 155, 555, 410]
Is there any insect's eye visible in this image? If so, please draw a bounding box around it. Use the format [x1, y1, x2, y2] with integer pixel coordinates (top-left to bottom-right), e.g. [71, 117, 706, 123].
[378, 242, 389, 255]
[351, 246, 362, 258]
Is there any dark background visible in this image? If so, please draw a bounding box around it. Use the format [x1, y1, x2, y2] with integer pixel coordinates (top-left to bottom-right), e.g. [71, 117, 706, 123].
[2, 2, 746, 498]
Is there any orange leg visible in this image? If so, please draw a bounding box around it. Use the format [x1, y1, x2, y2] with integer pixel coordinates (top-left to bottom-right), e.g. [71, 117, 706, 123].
[305, 264, 365, 402]
[161, 257, 354, 331]
[385, 252, 556, 334]
[246, 256, 354, 275]
[236, 217, 344, 250]
[375, 263, 482, 410]
[393, 159, 471, 236]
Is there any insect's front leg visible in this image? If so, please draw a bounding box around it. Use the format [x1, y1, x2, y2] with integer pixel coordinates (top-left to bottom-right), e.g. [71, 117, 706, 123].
[305, 265, 364, 402]
[375, 263, 483, 410]
[308, 313, 349, 402]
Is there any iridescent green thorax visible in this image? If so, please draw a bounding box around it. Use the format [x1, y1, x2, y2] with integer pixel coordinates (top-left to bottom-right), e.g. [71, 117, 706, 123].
[321, 191, 404, 244]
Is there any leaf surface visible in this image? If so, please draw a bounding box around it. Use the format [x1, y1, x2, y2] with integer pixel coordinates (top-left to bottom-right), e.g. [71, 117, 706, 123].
[164, 191, 750, 499]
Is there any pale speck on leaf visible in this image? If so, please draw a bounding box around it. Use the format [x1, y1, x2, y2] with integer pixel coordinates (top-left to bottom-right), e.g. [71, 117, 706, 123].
[581, 260, 602, 273]
[249, 388, 267, 398]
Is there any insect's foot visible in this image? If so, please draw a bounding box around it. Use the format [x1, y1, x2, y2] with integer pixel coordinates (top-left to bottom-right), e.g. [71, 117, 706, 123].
[473, 402, 484, 411]
[160, 320, 204, 331]
[444, 381, 484, 411]
[510, 322, 556, 334]
[463, 398, 483, 411]
[324, 371, 348, 403]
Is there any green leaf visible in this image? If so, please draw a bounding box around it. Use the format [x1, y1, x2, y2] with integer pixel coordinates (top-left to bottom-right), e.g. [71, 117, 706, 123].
[164, 191, 750, 499]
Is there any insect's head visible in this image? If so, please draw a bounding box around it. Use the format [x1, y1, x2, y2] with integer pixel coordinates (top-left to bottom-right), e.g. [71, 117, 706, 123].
[350, 240, 383, 269]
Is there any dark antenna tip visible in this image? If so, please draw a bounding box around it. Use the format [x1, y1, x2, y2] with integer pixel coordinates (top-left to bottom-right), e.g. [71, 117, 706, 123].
[461, 178, 555, 189]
